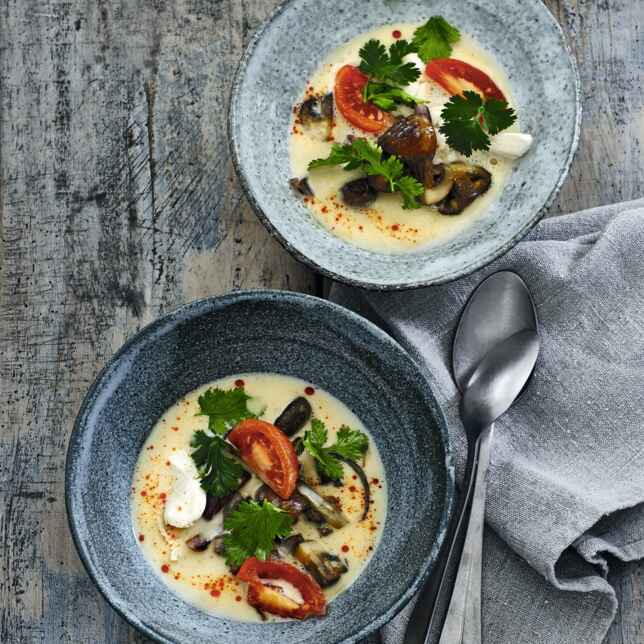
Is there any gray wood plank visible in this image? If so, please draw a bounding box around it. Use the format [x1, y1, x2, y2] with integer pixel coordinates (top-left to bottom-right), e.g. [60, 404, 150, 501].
[0, 0, 312, 642]
[0, 0, 641, 642]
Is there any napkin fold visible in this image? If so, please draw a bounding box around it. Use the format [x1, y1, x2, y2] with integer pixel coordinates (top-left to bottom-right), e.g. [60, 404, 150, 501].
[331, 200, 644, 644]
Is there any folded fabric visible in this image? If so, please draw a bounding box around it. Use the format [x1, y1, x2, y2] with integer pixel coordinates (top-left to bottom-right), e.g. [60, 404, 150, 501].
[330, 200, 644, 644]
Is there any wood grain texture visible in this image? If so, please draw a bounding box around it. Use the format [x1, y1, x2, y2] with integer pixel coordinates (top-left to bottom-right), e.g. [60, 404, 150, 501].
[0, 0, 641, 642]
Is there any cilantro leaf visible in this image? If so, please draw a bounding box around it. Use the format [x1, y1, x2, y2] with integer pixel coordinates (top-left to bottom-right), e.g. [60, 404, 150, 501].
[364, 81, 422, 112]
[303, 419, 344, 481]
[412, 16, 461, 63]
[481, 98, 517, 135]
[308, 139, 424, 209]
[330, 426, 370, 462]
[358, 39, 389, 77]
[190, 430, 246, 497]
[396, 174, 425, 210]
[442, 89, 484, 120]
[358, 38, 420, 86]
[308, 143, 361, 170]
[223, 500, 293, 568]
[439, 90, 517, 156]
[197, 387, 255, 435]
[303, 419, 369, 481]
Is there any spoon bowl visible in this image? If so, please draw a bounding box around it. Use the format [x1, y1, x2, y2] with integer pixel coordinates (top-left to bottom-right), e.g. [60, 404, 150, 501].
[461, 329, 540, 431]
[453, 271, 538, 392]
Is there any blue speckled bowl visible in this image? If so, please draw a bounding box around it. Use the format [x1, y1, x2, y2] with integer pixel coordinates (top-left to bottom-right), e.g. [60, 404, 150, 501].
[229, 0, 580, 289]
[66, 291, 454, 644]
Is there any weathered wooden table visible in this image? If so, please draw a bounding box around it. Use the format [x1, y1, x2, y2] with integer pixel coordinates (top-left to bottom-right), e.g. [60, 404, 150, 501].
[1, 1, 642, 641]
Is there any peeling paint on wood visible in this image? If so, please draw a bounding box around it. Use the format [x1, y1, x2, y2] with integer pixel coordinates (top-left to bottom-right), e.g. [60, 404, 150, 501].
[0, 0, 641, 642]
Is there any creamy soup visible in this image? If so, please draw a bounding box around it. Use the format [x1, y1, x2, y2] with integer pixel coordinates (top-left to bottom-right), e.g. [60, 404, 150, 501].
[131, 373, 386, 622]
[289, 22, 524, 253]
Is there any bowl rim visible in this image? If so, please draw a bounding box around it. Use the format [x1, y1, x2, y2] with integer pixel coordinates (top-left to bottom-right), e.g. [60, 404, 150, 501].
[228, 0, 582, 291]
[65, 289, 456, 644]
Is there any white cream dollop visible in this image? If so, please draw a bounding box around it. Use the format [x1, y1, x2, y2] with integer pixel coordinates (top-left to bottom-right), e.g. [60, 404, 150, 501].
[489, 132, 533, 159]
[163, 450, 207, 528]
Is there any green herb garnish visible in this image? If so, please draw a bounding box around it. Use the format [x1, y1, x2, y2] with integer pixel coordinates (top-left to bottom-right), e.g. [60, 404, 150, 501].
[411, 16, 461, 63]
[223, 500, 293, 568]
[363, 81, 422, 111]
[190, 430, 246, 498]
[308, 138, 424, 209]
[197, 387, 255, 435]
[303, 419, 369, 481]
[440, 90, 517, 156]
[358, 38, 420, 86]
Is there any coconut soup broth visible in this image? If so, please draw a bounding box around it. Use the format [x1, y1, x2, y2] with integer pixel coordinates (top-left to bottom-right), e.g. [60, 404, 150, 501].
[289, 23, 517, 253]
[131, 373, 387, 621]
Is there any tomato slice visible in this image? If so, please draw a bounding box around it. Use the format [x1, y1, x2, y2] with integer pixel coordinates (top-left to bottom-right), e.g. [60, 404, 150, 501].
[425, 58, 507, 102]
[334, 64, 394, 133]
[228, 419, 299, 499]
[237, 557, 327, 619]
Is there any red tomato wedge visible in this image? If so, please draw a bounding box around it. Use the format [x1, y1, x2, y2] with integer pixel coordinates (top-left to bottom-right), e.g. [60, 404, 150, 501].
[425, 58, 507, 102]
[228, 419, 299, 499]
[238, 558, 327, 619]
[334, 64, 394, 133]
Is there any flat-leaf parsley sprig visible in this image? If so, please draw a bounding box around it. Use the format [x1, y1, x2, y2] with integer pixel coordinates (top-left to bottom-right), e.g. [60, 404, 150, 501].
[412, 16, 461, 62]
[223, 500, 293, 568]
[440, 90, 517, 156]
[358, 38, 420, 86]
[196, 387, 256, 435]
[190, 387, 258, 497]
[191, 430, 246, 498]
[308, 138, 424, 209]
[303, 418, 369, 481]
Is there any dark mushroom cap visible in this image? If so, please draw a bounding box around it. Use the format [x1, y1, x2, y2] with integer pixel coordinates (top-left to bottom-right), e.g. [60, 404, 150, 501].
[340, 178, 377, 207]
[438, 163, 492, 215]
[367, 174, 391, 193]
[378, 110, 437, 165]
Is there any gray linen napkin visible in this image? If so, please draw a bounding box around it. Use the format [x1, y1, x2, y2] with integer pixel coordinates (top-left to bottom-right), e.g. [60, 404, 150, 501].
[330, 200, 644, 644]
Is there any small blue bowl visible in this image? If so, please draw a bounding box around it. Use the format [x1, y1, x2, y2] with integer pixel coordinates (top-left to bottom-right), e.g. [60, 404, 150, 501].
[229, 0, 581, 289]
[66, 291, 454, 644]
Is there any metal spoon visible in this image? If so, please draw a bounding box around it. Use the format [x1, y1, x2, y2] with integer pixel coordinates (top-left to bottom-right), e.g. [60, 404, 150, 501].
[439, 329, 540, 644]
[404, 270, 538, 644]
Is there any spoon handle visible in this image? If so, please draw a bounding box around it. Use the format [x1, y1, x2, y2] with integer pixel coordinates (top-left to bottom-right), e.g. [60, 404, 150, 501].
[438, 425, 494, 644]
[410, 442, 481, 644]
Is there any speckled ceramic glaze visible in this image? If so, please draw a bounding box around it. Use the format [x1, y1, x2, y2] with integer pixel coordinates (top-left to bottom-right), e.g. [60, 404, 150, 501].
[66, 291, 454, 644]
[229, 0, 581, 289]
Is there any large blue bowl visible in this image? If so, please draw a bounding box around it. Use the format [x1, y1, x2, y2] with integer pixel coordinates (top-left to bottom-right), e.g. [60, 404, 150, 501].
[66, 291, 454, 644]
[229, 0, 580, 289]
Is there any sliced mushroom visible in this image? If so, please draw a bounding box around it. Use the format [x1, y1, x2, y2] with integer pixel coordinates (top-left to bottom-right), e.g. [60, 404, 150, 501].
[422, 164, 454, 206]
[297, 92, 334, 141]
[367, 174, 392, 193]
[186, 534, 210, 552]
[340, 178, 377, 207]
[297, 93, 333, 124]
[212, 534, 226, 556]
[202, 471, 251, 520]
[438, 163, 492, 215]
[255, 484, 309, 520]
[278, 533, 305, 555]
[292, 436, 305, 456]
[331, 455, 371, 521]
[378, 105, 437, 180]
[222, 492, 245, 520]
[294, 541, 348, 588]
[297, 482, 349, 528]
[275, 397, 312, 436]
[316, 523, 334, 537]
[289, 176, 314, 197]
